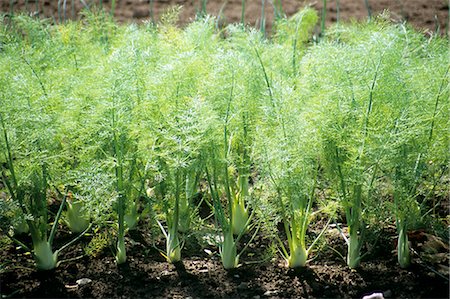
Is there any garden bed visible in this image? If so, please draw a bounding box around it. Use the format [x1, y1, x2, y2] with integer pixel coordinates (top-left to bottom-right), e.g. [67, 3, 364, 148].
[1, 224, 449, 298]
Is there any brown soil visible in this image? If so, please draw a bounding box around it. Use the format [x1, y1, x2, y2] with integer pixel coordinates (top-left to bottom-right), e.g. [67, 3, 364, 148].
[1, 0, 449, 34]
[1, 222, 448, 299]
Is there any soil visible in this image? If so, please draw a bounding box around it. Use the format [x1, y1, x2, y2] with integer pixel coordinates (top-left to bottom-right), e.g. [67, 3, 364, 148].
[1, 220, 449, 299]
[1, 0, 449, 35]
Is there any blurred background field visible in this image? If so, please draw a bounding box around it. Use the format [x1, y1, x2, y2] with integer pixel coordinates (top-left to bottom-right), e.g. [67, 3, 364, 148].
[1, 0, 449, 34]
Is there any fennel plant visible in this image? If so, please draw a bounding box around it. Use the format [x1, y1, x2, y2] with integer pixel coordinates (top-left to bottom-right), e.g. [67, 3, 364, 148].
[254, 40, 329, 268]
[0, 113, 90, 270]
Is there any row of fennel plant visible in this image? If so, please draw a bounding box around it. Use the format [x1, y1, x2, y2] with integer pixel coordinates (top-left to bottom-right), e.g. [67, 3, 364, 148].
[300, 19, 448, 268]
[0, 11, 448, 272]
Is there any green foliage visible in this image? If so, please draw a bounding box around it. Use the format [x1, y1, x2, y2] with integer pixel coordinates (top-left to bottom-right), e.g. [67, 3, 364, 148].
[299, 19, 449, 268]
[274, 7, 318, 45]
[84, 228, 114, 258]
[0, 12, 447, 270]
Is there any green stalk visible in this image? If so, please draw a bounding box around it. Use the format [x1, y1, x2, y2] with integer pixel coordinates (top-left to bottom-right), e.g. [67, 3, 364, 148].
[321, 0, 327, 36]
[124, 157, 140, 230]
[347, 224, 362, 268]
[22, 57, 48, 98]
[166, 226, 181, 263]
[113, 104, 127, 265]
[80, 0, 89, 11]
[29, 169, 56, 271]
[200, 0, 207, 17]
[111, 0, 117, 18]
[56, 223, 92, 256]
[254, 47, 277, 109]
[58, 0, 62, 23]
[391, 126, 420, 269]
[397, 219, 410, 268]
[35, 0, 39, 17]
[363, 0, 372, 21]
[223, 74, 249, 238]
[336, 0, 340, 25]
[221, 75, 240, 254]
[268, 164, 327, 269]
[63, 0, 68, 22]
[393, 152, 411, 269]
[221, 228, 238, 269]
[33, 241, 58, 271]
[149, 0, 155, 24]
[332, 140, 362, 269]
[0, 113, 17, 193]
[179, 166, 200, 233]
[9, 0, 14, 18]
[115, 189, 126, 264]
[287, 206, 306, 268]
[241, 0, 246, 25]
[205, 165, 225, 228]
[291, 16, 302, 79]
[273, 0, 283, 20]
[27, 168, 49, 247]
[205, 102, 241, 270]
[223, 76, 234, 220]
[271, 180, 292, 263]
[447, 0, 449, 38]
[178, 199, 190, 233]
[166, 168, 181, 263]
[283, 167, 327, 268]
[231, 191, 248, 235]
[232, 113, 250, 235]
[260, 0, 266, 36]
[205, 163, 238, 269]
[428, 66, 449, 143]
[49, 188, 69, 246]
[346, 184, 363, 269]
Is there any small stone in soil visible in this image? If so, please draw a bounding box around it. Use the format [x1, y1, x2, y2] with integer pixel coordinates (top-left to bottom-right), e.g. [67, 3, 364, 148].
[362, 292, 384, 299]
[264, 290, 279, 296]
[76, 278, 92, 286]
[65, 284, 78, 289]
